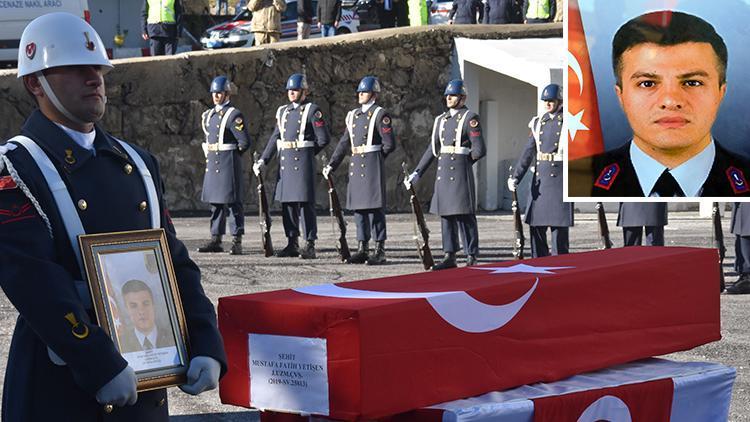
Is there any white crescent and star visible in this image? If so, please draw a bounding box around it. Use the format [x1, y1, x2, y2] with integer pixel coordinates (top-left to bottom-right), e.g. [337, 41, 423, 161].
[293, 264, 575, 333]
[577, 395, 633, 422]
[566, 50, 591, 143]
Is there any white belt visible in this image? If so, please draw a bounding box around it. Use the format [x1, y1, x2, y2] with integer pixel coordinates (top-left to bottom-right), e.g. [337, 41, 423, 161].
[440, 145, 471, 155]
[351, 145, 383, 154]
[277, 140, 315, 149]
[536, 152, 563, 161]
[203, 143, 238, 152]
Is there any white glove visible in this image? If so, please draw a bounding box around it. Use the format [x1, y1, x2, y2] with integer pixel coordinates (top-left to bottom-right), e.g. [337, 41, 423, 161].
[507, 177, 517, 192]
[403, 171, 419, 190]
[96, 366, 138, 407]
[179, 356, 221, 396]
[322, 164, 333, 180]
[252, 159, 265, 176]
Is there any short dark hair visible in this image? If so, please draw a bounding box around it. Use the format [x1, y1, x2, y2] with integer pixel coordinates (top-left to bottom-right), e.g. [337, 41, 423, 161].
[612, 10, 728, 87]
[122, 279, 153, 298]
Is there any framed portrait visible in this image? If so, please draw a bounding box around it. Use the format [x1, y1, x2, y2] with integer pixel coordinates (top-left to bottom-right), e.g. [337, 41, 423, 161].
[78, 228, 190, 391]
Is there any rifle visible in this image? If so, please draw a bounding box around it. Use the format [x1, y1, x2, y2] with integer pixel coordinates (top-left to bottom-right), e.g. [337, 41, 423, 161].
[254, 152, 274, 257]
[322, 156, 351, 262]
[712, 202, 726, 292]
[511, 188, 525, 260]
[402, 162, 434, 270]
[595, 202, 613, 249]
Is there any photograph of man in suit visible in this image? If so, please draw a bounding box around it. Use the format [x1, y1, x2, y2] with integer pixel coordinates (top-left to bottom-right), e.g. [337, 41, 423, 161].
[574, 10, 750, 197]
[118, 279, 176, 353]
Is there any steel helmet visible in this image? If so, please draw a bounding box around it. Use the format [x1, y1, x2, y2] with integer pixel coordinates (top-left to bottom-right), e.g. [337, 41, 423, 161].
[17, 12, 112, 78]
[210, 76, 233, 93]
[286, 73, 308, 90]
[541, 84, 562, 101]
[357, 76, 381, 93]
[444, 79, 466, 96]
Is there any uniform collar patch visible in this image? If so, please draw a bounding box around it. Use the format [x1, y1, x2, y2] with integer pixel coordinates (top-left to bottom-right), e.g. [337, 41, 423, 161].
[0, 176, 17, 191]
[726, 166, 750, 194]
[594, 163, 620, 190]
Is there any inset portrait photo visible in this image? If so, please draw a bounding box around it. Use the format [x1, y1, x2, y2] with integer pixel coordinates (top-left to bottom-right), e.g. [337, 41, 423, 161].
[567, 0, 750, 200]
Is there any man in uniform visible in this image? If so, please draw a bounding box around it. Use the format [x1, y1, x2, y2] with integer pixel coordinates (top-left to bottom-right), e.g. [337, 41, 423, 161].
[728, 203, 750, 294]
[0, 13, 225, 421]
[617, 203, 667, 246]
[254, 73, 331, 259]
[404, 79, 486, 270]
[197, 76, 251, 255]
[508, 83, 572, 258]
[323, 76, 396, 265]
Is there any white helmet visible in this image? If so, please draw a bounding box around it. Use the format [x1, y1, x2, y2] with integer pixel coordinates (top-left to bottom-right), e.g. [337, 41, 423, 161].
[17, 12, 112, 78]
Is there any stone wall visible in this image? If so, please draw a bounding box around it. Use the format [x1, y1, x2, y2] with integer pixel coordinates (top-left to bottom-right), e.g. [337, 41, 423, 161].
[0, 24, 561, 212]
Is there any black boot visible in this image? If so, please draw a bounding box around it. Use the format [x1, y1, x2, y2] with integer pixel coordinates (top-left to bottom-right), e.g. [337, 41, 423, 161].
[275, 237, 300, 257]
[465, 254, 477, 267]
[348, 241, 369, 264]
[229, 235, 243, 255]
[432, 252, 457, 271]
[197, 235, 223, 253]
[366, 241, 386, 265]
[300, 240, 317, 259]
[726, 274, 750, 294]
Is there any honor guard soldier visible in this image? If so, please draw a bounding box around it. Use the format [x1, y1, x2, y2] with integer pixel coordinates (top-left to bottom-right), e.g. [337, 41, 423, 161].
[254, 73, 331, 259]
[508, 83, 573, 258]
[0, 13, 225, 421]
[197, 76, 251, 255]
[404, 79, 486, 270]
[617, 202, 667, 246]
[323, 76, 396, 265]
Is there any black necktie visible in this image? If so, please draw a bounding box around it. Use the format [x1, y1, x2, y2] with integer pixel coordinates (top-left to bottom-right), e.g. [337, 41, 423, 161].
[142, 337, 154, 351]
[651, 170, 685, 197]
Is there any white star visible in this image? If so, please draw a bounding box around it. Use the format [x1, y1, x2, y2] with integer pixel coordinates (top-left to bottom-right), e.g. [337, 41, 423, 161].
[566, 109, 589, 142]
[471, 264, 575, 275]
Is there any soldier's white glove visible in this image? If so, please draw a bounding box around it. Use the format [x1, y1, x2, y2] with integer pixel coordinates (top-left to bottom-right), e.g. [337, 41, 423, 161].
[179, 356, 221, 395]
[96, 366, 138, 407]
[507, 177, 517, 192]
[253, 159, 265, 176]
[322, 165, 333, 180]
[403, 171, 420, 190]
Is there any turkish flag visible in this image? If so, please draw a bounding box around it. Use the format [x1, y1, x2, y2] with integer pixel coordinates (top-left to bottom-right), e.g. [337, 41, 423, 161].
[533, 378, 674, 421]
[567, 0, 605, 160]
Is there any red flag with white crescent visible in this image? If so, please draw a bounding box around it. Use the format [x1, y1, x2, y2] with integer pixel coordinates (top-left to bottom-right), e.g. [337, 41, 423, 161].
[567, 0, 605, 160]
[533, 378, 674, 421]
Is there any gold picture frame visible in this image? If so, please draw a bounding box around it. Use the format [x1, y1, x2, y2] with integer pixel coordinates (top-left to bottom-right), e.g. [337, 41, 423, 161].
[78, 228, 190, 391]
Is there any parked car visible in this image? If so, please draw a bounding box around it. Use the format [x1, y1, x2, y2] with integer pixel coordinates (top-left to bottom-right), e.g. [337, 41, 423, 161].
[201, 0, 360, 49]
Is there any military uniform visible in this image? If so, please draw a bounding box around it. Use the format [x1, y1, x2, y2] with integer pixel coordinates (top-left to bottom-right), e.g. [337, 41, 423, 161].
[511, 109, 572, 257]
[329, 104, 395, 248]
[617, 202, 667, 246]
[414, 106, 486, 260]
[200, 102, 251, 241]
[728, 203, 750, 293]
[0, 111, 227, 421]
[260, 101, 330, 244]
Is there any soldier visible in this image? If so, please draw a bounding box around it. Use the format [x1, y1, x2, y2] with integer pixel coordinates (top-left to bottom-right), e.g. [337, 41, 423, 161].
[728, 203, 750, 294]
[508, 83, 572, 258]
[254, 74, 330, 259]
[323, 76, 396, 265]
[617, 203, 667, 246]
[404, 79, 486, 270]
[197, 76, 251, 255]
[0, 13, 225, 420]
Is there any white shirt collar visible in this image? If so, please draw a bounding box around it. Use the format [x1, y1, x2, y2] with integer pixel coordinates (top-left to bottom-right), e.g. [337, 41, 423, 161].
[449, 108, 459, 117]
[54, 123, 96, 152]
[291, 102, 301, 109]
[134, 326, 158, 349]
[630, 139, 715, 197]
[214, 100, 230, 112]
[360, 100, 375, 113]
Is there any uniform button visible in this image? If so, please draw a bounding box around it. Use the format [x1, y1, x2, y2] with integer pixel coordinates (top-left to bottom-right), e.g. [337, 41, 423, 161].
[438, 156, 442, 161]
[550, 174, 556, 177]
[437, 176, 441, 180]
[350, 172, 354, 176]
[77, 199, 87, 211]
[139, 201, 148, 212]
[551, 163, 557, 167]
[104, 404, 113, 414]
[451, 156, 455, 161]
[123, 163, 133, 174]
[450, 166, 454, 170]
[361, 173, 365, 177]
[558, 121, 561, 126]
[205, 168, 208, 172]
[360, 154, 365, 158]
[216, 169, 220, 173]
[215, 161, 219, 164]
[295, 148, 300, 152]
[352, 124, 356, 127]
[450, 176, 455, 181]
[281, 166, 285, 170]
[556, 132, 560, 136]
[294, 157, 299, 161]
[298, 120, 301, 123]
[540, 131, 544, 134]
[361, 164, 365, 168]
[438, 166, 442, 170]
[157, 398, 166, 407]
[281, 156, 285, 160]
[350, 163, 354, 167]
[294, 166, 299, 171]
